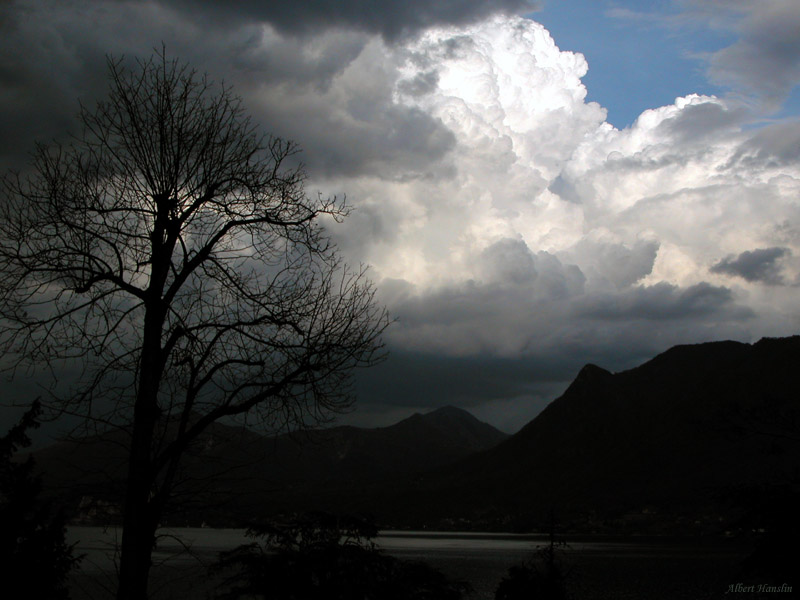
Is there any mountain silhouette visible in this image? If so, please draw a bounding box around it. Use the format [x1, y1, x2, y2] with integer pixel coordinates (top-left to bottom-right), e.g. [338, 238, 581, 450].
[393, 336, 800, 531]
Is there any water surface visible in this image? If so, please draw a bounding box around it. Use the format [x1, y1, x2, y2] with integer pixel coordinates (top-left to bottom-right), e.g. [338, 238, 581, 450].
[67, 527, 751, 600]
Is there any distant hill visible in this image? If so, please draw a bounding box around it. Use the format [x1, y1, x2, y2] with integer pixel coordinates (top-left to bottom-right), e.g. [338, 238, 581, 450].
[253, 405, 508, 485]
[33, 405, 508, 524]
[391, 336, 800, 532]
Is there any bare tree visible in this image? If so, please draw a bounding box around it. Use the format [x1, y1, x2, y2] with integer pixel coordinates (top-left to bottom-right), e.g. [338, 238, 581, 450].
[0, 51, 388, 600]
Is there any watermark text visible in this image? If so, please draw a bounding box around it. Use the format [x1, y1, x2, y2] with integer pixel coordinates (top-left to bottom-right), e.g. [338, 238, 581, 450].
[726, 583, 792, 594]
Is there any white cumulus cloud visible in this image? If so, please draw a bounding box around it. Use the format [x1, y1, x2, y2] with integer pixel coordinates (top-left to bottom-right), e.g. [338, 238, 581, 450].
[305, 14, 800, 368]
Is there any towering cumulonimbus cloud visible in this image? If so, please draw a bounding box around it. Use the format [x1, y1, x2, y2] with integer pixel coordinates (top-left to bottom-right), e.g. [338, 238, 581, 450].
[313, 14, 800, 369]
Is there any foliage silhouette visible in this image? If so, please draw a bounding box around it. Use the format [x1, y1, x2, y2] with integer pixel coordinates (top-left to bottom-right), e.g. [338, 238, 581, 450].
[722, 379, 799, 585]
[214, 512, 470, 600]
[0, 400, 81, 599]
[0, 48, 388, 600]
[495, 518, 570, 600]
[733, 481, 800, 585]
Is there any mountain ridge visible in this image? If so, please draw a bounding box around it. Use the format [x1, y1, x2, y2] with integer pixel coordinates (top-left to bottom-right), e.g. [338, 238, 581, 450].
[388, 336, 800, 531]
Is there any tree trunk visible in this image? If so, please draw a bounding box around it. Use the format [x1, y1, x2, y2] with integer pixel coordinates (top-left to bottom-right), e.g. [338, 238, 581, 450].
[116, 405, 158, 600]
[117, 315, 163, 600]
[117, 512, 156, 600]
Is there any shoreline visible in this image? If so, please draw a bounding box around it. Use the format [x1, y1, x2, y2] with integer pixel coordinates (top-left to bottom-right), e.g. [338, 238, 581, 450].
[67, 526, 760, 600]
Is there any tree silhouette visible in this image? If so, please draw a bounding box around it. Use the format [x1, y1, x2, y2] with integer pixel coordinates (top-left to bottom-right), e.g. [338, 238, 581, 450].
[495, 516, 571, 600]
[0, 400, 81, 599]
[0, 50, 388, 600]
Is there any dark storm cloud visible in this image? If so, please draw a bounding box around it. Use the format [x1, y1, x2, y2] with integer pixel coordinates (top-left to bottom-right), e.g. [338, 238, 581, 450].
[711, 247, 791, 285]
[160, 0, 537, 41]
[374, 251, 756, 409]
[0, 3, 113, 169]
[0, 1, 234, 169]
[0, 1, 460, 179]
[389, 247, 584, 334]
[263, 100, 456, 179]
[355, 349, 574, 407]
[574, 281, 753, 321]
[352, 276, 757, 432]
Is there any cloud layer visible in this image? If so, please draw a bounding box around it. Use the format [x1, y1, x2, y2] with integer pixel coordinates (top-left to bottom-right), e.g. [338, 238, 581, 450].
[160, 0, 536, 40]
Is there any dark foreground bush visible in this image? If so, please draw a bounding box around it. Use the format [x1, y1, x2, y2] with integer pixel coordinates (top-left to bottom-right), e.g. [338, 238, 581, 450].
[213, 512, 470, 600]
[495, 527, 570, 600]
[0, 401, 81, 599]
[737, 481, 800, 584]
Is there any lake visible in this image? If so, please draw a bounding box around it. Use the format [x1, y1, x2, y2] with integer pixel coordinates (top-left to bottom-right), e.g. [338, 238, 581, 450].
[67, 526, 754, 599]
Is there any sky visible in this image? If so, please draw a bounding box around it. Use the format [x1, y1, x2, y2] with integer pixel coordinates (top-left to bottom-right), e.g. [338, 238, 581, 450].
[1, 0, 799, 435]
